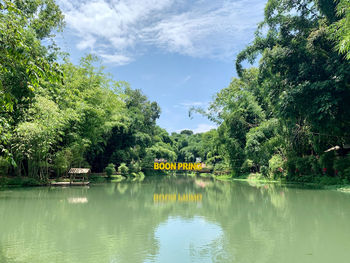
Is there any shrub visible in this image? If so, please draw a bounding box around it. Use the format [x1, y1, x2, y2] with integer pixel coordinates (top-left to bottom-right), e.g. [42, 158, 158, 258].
[319, 152, 335, 176]
[295, 156, 312, 175]
[333, 155, 350, 178]
[260, 166, 269, 177]
[241, 159, 253, 173]
[0, 177, 9, 186]
[285, 157, 297, 177]
[268, 154, 284, 178]
[22, 178, 41, 186]
[214, 162, 230, 172]
[7, 177, 24, 186]
[0, 177, 41, 187]
[105, 163, 116, 178]
[0, 157, 10, 175]
[309, 155, 320, 174]
[344, 168, 350, 179]
[129, 161, 141, 173]
[318, 176, 342, 185]
[89, 175, 106, 183]
[118, 163, 129, 177]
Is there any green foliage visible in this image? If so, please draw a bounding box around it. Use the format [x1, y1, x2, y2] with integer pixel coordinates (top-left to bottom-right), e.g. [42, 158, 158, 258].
[0, 0, 63, 168]
[285, 157, 297, 177]
[53, 149, 72, 177]
[260, 166, 269, 177]
[213, 162, 230, 172]
[105, 163, 116, 178]
[192, 0, 350, 183]
[295, 157, 313, 175]
[317, 176, 343, 185]
[88, 174, 106, 183]
[0, 156, 11, 175]
[333, 155, 350, 178]
[1, 0, 349, 187]
[0, 176, 41, 187]
[268, 154, 284, 178]
[242, 159, 254, 173]
[129, 161, 141, 173]
[331, 0, 350, 59]
[118, 163, 129, 177]
[319, 152, 335, 176]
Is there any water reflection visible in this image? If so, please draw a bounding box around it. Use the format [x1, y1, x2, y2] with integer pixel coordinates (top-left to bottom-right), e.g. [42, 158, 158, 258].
[150, 216, 227, 263]
[67, 197, 88, 204]
[0, 176, 350, 263]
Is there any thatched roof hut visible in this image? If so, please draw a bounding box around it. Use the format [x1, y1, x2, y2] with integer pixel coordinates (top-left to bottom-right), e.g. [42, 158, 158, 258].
[68, 168, 91, 174]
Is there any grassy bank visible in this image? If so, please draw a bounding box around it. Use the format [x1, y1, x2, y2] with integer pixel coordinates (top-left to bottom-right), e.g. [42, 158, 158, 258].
[0, 172, 144, 188]
[0, 177, 46, 188]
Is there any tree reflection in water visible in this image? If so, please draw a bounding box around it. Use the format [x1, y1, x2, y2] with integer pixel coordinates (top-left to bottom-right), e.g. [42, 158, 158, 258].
[0, 175, 350, 263]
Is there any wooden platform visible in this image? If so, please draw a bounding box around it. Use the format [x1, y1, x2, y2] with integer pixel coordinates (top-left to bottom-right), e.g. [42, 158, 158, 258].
[50, 182, 90, 186]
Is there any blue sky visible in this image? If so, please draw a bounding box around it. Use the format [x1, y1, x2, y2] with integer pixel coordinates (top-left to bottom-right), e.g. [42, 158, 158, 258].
[55, 0, 266, 133]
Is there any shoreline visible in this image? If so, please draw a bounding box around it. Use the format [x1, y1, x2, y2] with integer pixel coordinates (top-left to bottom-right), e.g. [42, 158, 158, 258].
[1, 174, 350, 194]
[213, 173, 350, 193]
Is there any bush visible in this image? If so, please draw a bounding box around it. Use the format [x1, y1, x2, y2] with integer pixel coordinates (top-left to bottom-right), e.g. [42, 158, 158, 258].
[22, 178, 41, 186]
[118, 163, 129, 177]
[241, 159, 253, 173]
[333, 155, 350, 178]
[214, 162, 230, 172]
[286, 156, 318, 177]
[89, 175, 106, 183]
[105, 163, 116, 178]
[7, 177, 24, 186]
[295, 156, 312, 175]
[0, 177, 41, 187]
[260, 166, 269, 177]
[309, 155, 320, 174]
[0, 157, 11, 175]
[318, 176, 342, 185]
[344, 167, 350, 179]
[129, 161, 141, 173]
[268, 154, 284, 178]
[0, 177, 9, 186]
[319, 152, 335, 176]
[285, 157, 297, 177]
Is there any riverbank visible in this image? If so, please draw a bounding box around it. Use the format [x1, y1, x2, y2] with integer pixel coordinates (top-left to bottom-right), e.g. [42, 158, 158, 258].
[213, 173, 350, 193]
[0, 177, 45, 188]
[2, 173, 350, 194]
[0, 173, 144, 188]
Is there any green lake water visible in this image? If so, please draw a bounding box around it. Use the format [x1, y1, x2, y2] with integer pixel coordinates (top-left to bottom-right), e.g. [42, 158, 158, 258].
[0, 176, 350, 263]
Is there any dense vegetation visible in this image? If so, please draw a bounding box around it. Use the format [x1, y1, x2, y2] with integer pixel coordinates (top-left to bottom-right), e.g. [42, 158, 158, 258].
[0, 0, 175, 182]
[0, 0, 349, 185]
[193, 0, 350, 183]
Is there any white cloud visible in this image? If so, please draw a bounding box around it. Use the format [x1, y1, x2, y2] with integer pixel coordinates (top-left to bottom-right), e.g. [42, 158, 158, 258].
[99, 53, 133, 65]
[176, 123, 217, 134]
[193, 123, 217, 133]
[58, 0, 265, 65]
[183, 75, 191, 83]
[173, 101, 207, 109]
[179, 101, 206, 108]
[76, 34, 96, 50]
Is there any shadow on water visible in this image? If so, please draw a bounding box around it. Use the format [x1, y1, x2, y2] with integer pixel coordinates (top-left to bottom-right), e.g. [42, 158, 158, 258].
[0, 175, 350, 263]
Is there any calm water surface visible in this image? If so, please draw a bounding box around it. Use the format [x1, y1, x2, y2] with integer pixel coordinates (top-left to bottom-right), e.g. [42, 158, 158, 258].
[0, 176, 350, 263]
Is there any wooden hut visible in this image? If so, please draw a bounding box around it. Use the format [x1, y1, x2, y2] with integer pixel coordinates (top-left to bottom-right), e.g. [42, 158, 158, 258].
[68, 168, 90, 184]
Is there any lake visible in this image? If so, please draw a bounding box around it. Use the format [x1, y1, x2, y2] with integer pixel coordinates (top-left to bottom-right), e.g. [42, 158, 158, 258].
[0, 176, 350, 263]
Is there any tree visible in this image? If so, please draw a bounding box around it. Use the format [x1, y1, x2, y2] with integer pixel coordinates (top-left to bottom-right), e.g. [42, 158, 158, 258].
[331, 0, 350, 59]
